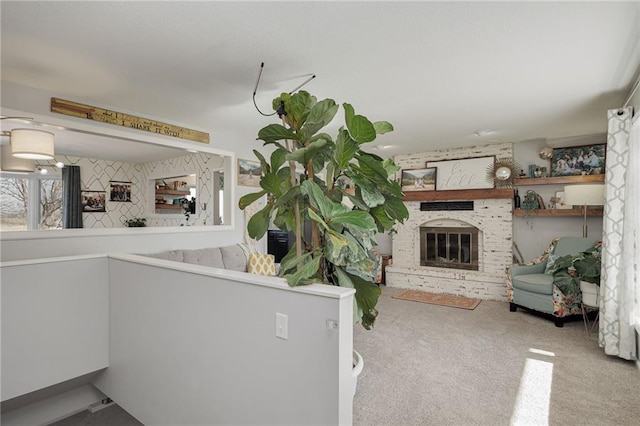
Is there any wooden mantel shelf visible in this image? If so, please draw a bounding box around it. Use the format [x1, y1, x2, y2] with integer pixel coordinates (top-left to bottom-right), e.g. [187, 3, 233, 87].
[403, 188, 513, 202]
[513, 207, 603, 217]
[514, 174, 604, 186]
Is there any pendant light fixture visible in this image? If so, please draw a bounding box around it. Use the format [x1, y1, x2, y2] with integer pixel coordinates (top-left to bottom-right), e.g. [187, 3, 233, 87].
[1, 143, 35, 173]
[10, 128, 55, 160]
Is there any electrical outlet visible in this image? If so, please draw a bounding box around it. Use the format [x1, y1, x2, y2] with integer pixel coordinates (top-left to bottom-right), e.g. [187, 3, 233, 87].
[276, 313, 288, 339]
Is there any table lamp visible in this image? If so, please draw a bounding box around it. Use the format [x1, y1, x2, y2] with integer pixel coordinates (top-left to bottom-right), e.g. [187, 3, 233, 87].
[564, 184, 605, 238]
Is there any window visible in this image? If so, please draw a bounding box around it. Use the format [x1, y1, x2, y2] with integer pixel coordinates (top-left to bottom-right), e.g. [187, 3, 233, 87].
[0, 172, 63, 230]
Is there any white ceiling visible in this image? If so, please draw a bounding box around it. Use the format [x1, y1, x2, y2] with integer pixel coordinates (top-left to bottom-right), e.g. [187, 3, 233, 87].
[1, 1, 639, 160]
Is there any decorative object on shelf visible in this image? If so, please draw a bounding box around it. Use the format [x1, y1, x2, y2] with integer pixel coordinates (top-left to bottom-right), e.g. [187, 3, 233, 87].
[553, 190, 571, 209]
[123, 217, 147, 227]
[401, 167, 436, 191]
[521, 190, 541, 211]
[551, 143, 606, 177]
[534, 166, 542, 178]
[427, 155, 495, 190]
[109, 180, 132, 202]
[81, 190, 106, 213]
[485, 157, 521, 188]
[514, 188, 521, 209]
[564, 184, 605, 237]
[538, 145, 553, 160]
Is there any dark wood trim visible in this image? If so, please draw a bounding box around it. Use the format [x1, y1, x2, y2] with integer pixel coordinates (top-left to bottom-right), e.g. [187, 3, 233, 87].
[403, 188, 513, 201]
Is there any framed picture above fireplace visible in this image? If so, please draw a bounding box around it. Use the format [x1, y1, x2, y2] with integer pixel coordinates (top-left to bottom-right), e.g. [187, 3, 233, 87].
[427, 156, 495, 190]
[401, 167, 437, 192]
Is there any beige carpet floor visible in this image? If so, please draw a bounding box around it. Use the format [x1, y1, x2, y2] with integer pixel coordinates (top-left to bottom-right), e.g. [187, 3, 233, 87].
[353, 286, 640, 426]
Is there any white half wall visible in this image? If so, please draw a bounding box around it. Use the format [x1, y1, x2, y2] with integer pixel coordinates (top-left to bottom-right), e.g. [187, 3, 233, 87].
[1, 256, 109, 401]
[94, 254, 354, 426]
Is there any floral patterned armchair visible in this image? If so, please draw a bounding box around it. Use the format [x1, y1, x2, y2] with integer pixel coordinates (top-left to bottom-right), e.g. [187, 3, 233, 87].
[506, 237, 598, 327]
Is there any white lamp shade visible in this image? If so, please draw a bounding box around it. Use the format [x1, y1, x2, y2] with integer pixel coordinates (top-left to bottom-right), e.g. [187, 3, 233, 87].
[1, 143, 35, 172]
[10, 128, 55, 160]
[564, 184, 605, 206]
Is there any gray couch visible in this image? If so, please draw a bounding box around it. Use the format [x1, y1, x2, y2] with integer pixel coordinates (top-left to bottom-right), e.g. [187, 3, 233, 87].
[144, 244, 249, 272]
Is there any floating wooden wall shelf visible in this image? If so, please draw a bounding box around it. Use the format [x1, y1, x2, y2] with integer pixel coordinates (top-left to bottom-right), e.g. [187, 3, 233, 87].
[514, 174, 604, 186]
[403, 188, 513, 202]
[513, 207, 603, 217]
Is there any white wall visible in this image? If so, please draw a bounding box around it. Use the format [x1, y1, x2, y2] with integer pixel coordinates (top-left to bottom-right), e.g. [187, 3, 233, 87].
[95, 254, 353, 426]
[1, 256, 109, 401]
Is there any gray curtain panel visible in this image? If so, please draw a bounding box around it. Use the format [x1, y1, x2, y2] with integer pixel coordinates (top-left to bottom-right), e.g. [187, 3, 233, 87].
[62, 165, 83, 228]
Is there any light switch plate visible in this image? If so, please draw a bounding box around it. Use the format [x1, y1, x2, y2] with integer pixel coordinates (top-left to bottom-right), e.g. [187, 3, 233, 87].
[276, 313, 288, 340]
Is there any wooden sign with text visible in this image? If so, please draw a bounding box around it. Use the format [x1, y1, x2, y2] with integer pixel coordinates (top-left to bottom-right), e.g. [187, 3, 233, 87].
[50, 98, 210, 144]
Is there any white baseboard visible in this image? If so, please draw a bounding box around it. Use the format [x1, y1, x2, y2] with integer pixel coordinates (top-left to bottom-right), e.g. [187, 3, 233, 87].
[1, 384, 105, 426]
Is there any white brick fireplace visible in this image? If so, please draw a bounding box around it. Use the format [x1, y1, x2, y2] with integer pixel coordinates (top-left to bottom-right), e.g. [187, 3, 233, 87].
[386, 143, 513, 301]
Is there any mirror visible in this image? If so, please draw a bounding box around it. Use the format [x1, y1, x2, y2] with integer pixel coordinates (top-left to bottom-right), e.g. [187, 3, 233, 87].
[0, 116, 233, 232]
[485, 157, 521, 188]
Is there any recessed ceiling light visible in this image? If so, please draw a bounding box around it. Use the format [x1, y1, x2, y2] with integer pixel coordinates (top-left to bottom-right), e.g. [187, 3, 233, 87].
[474, 130, 493, 137]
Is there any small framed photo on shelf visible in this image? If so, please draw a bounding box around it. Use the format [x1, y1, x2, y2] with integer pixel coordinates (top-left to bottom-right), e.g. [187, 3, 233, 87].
[550, 143, 606, 177]
[401, 168, 437, 192]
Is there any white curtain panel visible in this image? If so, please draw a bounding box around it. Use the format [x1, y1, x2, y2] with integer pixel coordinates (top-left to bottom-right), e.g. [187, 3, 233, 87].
[600, 107, 638, 361]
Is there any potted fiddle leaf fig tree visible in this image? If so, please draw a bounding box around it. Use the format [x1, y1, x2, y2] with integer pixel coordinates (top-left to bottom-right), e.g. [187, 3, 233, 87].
[239, 90, 409, 330]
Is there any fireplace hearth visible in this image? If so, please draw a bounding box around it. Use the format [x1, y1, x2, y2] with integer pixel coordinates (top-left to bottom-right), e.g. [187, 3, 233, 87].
[420, 226, 479, 270]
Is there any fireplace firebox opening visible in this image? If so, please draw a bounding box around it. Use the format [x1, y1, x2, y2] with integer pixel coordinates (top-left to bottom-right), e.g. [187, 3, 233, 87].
[420, 226, 479, 270]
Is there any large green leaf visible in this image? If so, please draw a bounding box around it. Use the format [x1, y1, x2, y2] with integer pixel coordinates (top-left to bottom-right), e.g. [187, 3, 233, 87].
[252, 149, 270, 174]
[258, 123, 297, 143]
[301, 99, 338, 139]
[333, 129, 359, 170]
[330, 210, 376, 230]
[343, 103, 376, 143]
[260, 172, 283, 196]
[383, 196, 409, 224]
[370, 205, 395, 232]
[324, 229, 350, 264]
[247, 202, 273, 240]
[285, 254, 322, 287]
[238, 190, 267, 210]
[270, 147, 288, 172]
[373, 120, 394, 135]
[308, 208, 329, 232]
[286, 139, 328, 165]
[280, 249, 313, 276]
[334, 267, 381, 329]
[273, 185, 301, 208]
[301, 180, 347, 221]
[292, 91, 317, 128]
[553, 270, 580, 295]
